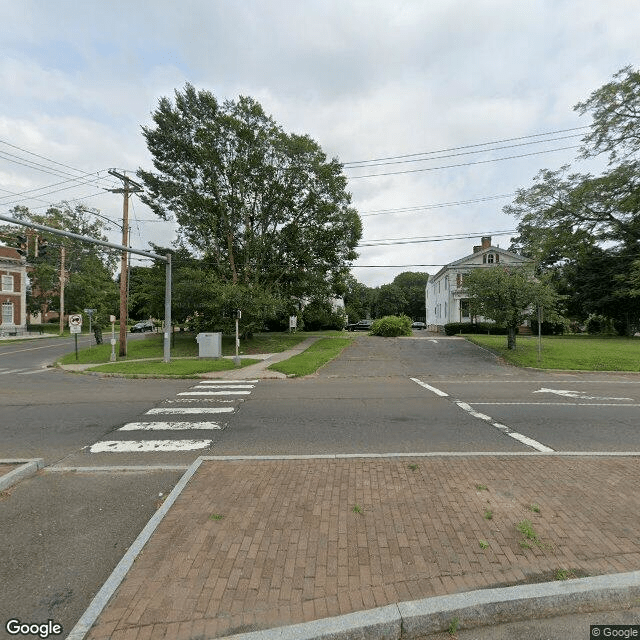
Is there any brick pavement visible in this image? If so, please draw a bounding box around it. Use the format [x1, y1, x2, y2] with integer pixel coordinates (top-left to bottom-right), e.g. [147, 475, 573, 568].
[86, 456, 640, 639]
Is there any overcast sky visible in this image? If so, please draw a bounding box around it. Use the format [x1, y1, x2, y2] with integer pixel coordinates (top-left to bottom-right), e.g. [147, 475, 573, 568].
[1, 0, 638, 286]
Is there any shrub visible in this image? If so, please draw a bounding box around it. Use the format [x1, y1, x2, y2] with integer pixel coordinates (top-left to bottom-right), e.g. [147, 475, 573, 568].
[444, 322, 508, 336]
[302, 300, 346, 331]
[370, 315, 412, 337]
[530, 320, 565, 335]
[586, 314, 617, 336]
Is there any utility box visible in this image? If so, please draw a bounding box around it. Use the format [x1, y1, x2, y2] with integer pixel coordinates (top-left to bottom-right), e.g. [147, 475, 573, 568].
[196, 332, 222, 358]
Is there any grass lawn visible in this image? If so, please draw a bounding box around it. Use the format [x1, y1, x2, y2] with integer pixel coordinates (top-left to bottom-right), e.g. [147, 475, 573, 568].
[464, 334, 640, 371]
[87, 357, 260, 377]
[58, 331, 308, 365]
[268, 337, 353, 377]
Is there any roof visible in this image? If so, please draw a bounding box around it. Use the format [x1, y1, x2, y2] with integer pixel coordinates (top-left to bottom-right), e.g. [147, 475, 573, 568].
[430, 244, 532, 281]
[0, 245, 23, 262]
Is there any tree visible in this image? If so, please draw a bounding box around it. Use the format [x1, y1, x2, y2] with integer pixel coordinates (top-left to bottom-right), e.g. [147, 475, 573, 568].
[373, 283, 408, 318]
[463, 266, 560, 350]
[392, 271, 429, 319]
[137, 85, 361, 308]
[574, 65, 640, 164]
[506, 67, 640, 332]
[1, 204, 119, 322]
[342, 274, 374, 322]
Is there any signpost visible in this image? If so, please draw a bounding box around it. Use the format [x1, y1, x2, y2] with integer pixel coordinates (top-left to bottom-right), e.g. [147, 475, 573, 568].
[69, 314, 82, 360]
[234, 309, 241, 366]
[84, 308, 96, 348]
[109, 315, 116, 362]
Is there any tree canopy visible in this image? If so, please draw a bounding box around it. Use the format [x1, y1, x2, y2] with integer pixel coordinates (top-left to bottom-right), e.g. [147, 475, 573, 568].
[464, 266, 560, 349]
[137, 85, 361, 307]
[506, 66, 640, 334]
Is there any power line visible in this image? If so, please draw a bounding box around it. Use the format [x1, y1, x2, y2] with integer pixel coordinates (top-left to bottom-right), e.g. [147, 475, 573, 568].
[359, 230, 515, 247]
[359, 193, 515, 217]
[342, 125, 589, 166]
[0, 137, 90, 175]
[344, 133, 582, 170]
[348, 145, 580, 179]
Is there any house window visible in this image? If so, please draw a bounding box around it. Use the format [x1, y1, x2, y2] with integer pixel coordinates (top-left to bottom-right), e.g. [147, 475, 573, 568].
[1, 275, 13, 292]
[444, 276, 449, 290]
[2, 301, 13, 325]
[444, 302, 447, 318]
[460, 299, 470, 319]
[456, 273, 463, 287]
[483, 253, 495, 264]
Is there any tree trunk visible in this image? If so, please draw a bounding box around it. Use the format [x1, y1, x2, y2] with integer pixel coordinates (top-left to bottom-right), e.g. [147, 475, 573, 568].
[507, 325, 517, 350]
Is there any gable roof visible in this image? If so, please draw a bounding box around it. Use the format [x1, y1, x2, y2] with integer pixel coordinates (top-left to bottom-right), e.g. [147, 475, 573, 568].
[431, 244, 532, 281]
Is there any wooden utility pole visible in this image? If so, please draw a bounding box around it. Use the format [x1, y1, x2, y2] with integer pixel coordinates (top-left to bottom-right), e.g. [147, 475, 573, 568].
[108, 169, 142, 357]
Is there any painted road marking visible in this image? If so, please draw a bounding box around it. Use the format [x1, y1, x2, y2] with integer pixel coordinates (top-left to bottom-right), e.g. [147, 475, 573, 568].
[178, 390, 251, 396]
[533, 388, 633, 401]
[146, 407, 234, 415]
[18, 368, 50, 374]
[469, 402, 640, 407]
[189, 384, 255, 390]
[197, 380, 259, 384]
[162, 399, 236, 403]
[410, 378, 449, 397]
[118, 421, 224, 431]
[89, 439, 212, 453]
[455, 401, 554, 453]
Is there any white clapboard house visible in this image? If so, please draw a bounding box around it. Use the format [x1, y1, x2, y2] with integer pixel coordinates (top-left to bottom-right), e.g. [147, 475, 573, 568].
[425, 236, 532, 332]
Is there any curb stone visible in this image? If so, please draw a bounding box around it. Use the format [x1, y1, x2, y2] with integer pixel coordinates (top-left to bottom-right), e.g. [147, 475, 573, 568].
[0, 458, 44, 491]
[221, 572, 640, 640]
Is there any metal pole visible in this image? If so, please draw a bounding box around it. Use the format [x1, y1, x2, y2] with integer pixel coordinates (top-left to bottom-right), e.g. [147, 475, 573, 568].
[119, 184, 129, 357]
[59, 246, 65, 336]
[163, 254, 171, 363]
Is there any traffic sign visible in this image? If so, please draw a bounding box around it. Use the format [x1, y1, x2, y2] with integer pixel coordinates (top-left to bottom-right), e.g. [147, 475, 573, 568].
[69, 314, 82, 326]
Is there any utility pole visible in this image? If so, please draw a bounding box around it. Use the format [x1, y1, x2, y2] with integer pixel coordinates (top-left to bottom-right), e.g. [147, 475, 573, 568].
[59, 246, 65, 336]
[108, 169, 142, 357]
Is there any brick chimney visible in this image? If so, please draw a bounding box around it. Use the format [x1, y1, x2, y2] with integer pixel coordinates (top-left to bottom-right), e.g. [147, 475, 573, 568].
[481, 236, 492, 249]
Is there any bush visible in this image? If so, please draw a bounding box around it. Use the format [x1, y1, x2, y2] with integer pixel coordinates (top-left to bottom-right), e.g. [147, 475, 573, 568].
[444, 322, 509, 336]
[586, 314, 617, 336]
[530, 320, 565, 335]
[370, 315, 412, 337]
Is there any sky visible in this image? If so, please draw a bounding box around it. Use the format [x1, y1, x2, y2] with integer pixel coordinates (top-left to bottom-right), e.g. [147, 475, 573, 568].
[0, 0, 638, 286]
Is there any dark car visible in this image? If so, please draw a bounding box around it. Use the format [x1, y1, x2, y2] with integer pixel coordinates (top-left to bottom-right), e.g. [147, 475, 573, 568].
[412, 321, 426, 330]
[346, 319, 373, 332]
[130, 320, 154, 333]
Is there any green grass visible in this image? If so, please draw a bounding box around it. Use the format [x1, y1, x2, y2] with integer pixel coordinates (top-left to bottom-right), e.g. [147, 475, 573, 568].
[267, 337, 353, 377]
[58, 331, 308, 365]
[463, 334, 640, 371]
[87, 357, 260, 377]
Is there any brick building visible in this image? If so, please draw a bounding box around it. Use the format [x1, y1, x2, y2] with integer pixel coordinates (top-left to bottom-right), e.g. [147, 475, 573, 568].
[0, 245, 28, 333]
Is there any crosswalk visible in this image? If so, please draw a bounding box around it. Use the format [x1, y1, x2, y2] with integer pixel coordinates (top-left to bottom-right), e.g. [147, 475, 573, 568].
[88, 379, 259, 454]
[0, 366, 49, 375]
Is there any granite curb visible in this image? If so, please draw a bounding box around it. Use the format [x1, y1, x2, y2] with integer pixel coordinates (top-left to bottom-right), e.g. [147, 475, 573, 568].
[68, 454, 640, 640]
[0, 458, 44, 491]
[221, 572, 640, 639]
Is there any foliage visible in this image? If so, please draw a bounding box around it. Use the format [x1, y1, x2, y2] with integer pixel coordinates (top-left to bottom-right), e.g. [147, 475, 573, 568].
[2, 204, 119, 322]
[507, 67, 640, 333]
[372, 283, 408, 318]
[342, 274, 375, 323]
[369, 315, 412, 337]
[443, 322, 509, 336]
[137, 84, 361, 303]
[585, 314, 617, 335]
[463, 266, 560, 349]
[301, 299, 346, 331]
[391, 271, 429, 319]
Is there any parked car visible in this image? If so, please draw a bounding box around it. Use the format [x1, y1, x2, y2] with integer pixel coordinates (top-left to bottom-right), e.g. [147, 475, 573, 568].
[130, 320, 154, 333]
[346, 319, 373, 332]
[412, 321, 426, 330]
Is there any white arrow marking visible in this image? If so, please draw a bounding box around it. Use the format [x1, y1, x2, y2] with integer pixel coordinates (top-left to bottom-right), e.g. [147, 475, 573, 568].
[428, 339, 439, 343]
[534, 388, 633, 401]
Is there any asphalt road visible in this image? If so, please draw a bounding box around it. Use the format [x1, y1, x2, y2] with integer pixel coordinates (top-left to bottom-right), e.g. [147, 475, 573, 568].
[2, 332, 639, 639]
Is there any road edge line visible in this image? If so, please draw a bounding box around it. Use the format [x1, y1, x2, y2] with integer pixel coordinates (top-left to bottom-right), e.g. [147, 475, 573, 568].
[65, 457, 203, 640]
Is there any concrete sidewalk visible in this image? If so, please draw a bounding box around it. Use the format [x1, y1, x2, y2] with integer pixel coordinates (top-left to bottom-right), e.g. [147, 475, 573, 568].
[72, 454, 640, 639]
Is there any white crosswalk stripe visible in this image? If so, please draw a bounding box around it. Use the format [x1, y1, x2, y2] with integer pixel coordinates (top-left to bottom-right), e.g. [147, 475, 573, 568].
[118, 421, 224, 431]
[88, 380, 258, 453]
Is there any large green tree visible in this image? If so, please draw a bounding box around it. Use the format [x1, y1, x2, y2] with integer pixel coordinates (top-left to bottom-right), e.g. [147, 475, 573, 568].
[464, 266, 560, 350]
[507, 66, 640, 333]
[392, 271, 429, 319]
[137, 85, 361, 309]
[2, 205, 119, 323]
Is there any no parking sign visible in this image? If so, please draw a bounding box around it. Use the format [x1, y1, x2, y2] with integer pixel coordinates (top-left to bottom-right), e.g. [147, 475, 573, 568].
[69, 314, 82, 334]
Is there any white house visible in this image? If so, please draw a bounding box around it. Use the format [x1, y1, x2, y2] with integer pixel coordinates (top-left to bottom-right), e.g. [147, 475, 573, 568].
[425, 236, 532, 332]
